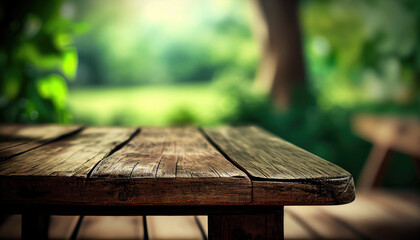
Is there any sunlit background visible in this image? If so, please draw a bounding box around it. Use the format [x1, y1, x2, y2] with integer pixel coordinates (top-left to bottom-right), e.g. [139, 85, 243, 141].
[1, 0, 420, 239]
[1, 0, 419, 189]
[70, 0, 260, 126]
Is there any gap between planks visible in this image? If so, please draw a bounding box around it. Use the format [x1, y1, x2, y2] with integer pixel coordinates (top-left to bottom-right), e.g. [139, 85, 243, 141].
[198, 127, 255, 203]
[199, 126, 352, 185]
[199, 126, 355, 205]
[198, 127, 253, 179]
[86, 128, 141, 179]
[0, 125, 85, 161]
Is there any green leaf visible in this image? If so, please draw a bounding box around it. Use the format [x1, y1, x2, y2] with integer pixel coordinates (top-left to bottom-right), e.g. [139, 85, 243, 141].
[54, 33, 72, 48]
[62, 48, 78, 80]
[16, 43, 62, 70]
[36, 74, 68, 109]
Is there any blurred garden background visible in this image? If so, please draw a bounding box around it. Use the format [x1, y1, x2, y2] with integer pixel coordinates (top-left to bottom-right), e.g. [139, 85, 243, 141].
[0, 0, 419, 189]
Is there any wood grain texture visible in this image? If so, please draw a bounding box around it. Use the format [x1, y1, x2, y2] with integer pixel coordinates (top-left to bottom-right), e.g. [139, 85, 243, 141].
[88, 127, 251, 205]
[0, 127, 137, 177]
[0, 177, 251, 206]
[203, 126, 355, 205]
[0, 124, 354, 207]
[204, 126, 351, 180]
[252, 177, 355, 205]
[0, 124, 82, 160]
[91, 127, 247, 179]
[0, 127, 250, 205]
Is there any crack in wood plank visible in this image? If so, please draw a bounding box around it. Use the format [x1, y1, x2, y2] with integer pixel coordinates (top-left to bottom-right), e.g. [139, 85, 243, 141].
[87, 128, 140, 179]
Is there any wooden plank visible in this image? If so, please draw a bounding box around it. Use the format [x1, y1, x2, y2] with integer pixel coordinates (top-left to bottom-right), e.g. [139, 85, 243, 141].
[0, 124, 82, 160]
[319, 193, 420, 240]
[86, 127, 251, 205]
[147, 216, 204, 240]
[0, 125, 350, 206]
[0, 127, 250, 205]
[203, 126, 355, 205]
[0, 127, 141, 205]
[204, 126, 351, 180]
[364, 191, 420, 222]
[252, 177, 355, 205]
[286, 206, 360, 239]
[0, 177, 251, 206]
[0, 126, 137, 177]
[77, 216, 143, 239]
[92, 127, 247, 179]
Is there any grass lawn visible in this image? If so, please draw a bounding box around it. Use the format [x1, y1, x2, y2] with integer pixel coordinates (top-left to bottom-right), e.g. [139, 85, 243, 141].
[68, 83, 240, 126]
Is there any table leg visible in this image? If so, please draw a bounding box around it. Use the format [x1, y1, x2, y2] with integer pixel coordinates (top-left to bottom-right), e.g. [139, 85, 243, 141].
[21, 214, 50, 239]
[358, 145, 394, 190]
[208, 209, 284, 240]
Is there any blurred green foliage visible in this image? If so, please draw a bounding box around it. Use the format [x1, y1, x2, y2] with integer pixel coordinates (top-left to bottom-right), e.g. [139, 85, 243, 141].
[246, 0, 420, 187]
[0, 0, 82, 123]
[72, 0, 259, 86]
[301, 0, 420, 112]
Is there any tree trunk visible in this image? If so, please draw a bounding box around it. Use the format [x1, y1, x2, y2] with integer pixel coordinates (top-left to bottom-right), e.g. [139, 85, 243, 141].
[254, 0, 306, 109]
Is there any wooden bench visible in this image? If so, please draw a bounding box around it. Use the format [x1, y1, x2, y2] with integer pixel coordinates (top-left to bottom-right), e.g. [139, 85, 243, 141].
[352, 114, 420, 189]
[0, 124, 355, 239]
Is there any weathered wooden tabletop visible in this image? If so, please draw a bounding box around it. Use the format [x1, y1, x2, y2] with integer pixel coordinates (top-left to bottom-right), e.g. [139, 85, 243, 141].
[0, 124, 355, 207]
[0, 124, 355, 239]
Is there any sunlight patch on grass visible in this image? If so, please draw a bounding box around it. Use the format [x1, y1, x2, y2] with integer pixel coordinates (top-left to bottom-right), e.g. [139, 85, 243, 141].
[68, 84, 238, 126]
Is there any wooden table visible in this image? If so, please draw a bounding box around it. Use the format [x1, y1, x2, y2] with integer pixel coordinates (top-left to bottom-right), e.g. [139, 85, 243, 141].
[352, 114, 420, 189]
[0, 124, 355, 239]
